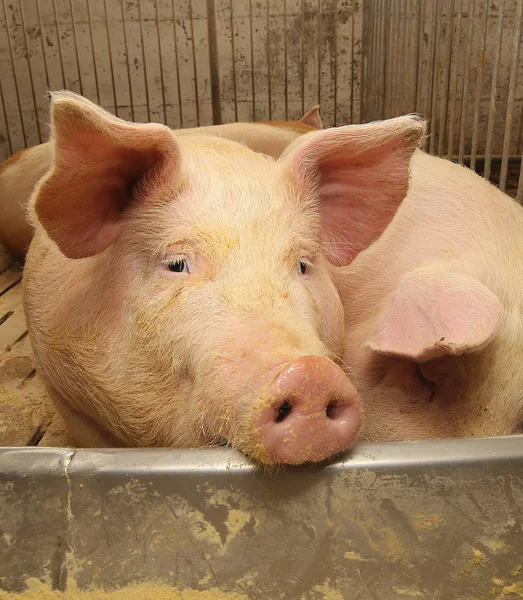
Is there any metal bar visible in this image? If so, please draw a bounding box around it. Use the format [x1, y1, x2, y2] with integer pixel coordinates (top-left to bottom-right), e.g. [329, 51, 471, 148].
[483, 0, 506, 180]
[499, 0, 521, 191]
[470, 0, 489, 171]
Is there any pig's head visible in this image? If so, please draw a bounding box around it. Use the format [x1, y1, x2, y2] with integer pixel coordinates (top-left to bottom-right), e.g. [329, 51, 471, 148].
[31, 92, 425, 464]
[353, 262, 522, 441]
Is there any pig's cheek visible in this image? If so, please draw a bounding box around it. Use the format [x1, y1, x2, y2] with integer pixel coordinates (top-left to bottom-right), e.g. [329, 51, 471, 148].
[308, 276, 345, 353]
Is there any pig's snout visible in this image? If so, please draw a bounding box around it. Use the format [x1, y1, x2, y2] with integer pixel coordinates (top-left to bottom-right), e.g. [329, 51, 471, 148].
[256, 356, 361, 464]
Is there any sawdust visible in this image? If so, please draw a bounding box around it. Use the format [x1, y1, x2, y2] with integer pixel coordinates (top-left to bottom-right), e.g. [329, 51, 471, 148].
[0, 579, 249, 600]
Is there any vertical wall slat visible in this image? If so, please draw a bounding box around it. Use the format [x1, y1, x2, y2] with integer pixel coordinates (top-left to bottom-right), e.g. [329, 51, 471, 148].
[20, 0, 50, 140]
[104, 0, 133, 121]
[351, 0, 362, 122]
[0, 81, 11, 159]
[121, 0, 149, 121]
[88, 0, 117, 114]
[458, 0, 476, 163]
[0, 2, 25, 153]
[446, 0, 463, 159]
[469, 0, 489, 170]
[215, 0, 236, 123]
[53, 0, 83, 92]
[319, 0, 335, 126]
[301, 0, 319, 118]
[3, 0, 40, 146]
[285, 0, 302, 121]
[173, 0, 199, 127]
[267, 0, 285, 120]
[335, 0, 352, 126]
[231, 0, 253, 121]
[499, 0, 522, 191]
[483, 0, 506, 179]
[190, 0, 213, 125]
[72, 0, 101, 105]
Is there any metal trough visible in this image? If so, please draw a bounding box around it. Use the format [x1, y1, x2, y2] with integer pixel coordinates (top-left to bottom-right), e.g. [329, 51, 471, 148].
[1, 436, 523, 598]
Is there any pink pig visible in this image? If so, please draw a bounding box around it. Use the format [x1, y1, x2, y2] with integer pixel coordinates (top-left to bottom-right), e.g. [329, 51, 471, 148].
[23, 92, 424, 464]
[284, 133, 523, 442]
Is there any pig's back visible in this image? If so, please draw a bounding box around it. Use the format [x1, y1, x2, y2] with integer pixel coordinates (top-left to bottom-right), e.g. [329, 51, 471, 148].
[342, 150, 523, 323]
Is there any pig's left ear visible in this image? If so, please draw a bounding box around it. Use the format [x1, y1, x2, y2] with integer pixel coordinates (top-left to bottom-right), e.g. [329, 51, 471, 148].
[33, 92, 180, 259]
[365, 267, 502, 361]
[282, 116, 426, 266]
[300, 105, 323, 129]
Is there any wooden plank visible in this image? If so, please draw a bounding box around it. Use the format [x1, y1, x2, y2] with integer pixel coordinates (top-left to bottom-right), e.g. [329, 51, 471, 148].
[0, 78, 11, 160]
[335, 0, 353, 125]
[87, 0, 117, 114]
[232, 0, 253, 122]
[319, 0, 336, 126]
[71, 0, 100, 105]
[0, 265, 23, 295]
[215, 0, 236, 123]
[351, 0, 363, 123]
[53, 0, 82, 92]
[121, 0, 149, 122]
[0, 247, 15, 273]
[2, 0, 40, 147]
[285, 0, 303, 121]
[140, 0, 166, 124]
[104, 0, 134, 120]
[302, 0, 320, 117]
[174, 0, 199, 127]
[0, 305, 27, 353]
[19, 0, 50, 138]
[251, 0, 270, 120]
[191, 0, 213, 125]
[0, 333, 34, 390]
[267, 0, 285, 120]
[156, 0, 182, 128]
[35, 0, 66, 91]
[0, 279, 23, 317]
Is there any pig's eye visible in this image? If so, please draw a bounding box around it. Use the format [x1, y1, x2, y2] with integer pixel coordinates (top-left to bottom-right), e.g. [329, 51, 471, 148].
[299, 260, 309, 275]
[163, 258, 190, 274]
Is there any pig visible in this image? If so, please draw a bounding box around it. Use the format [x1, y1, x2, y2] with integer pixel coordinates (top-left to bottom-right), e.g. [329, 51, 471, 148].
[0, 107, 323, 262]
[23, 91, 424, 464]
[286, 132, 523, 442]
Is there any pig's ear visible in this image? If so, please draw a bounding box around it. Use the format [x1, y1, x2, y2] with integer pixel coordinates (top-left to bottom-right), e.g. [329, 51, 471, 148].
[33, 91, 180, 259]
[365, 267, 502, 361]
[300, 105, 323, 129]
[282, 115, 426, 266]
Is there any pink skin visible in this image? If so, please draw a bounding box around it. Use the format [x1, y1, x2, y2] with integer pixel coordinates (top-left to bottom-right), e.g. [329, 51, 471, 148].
[24, 92, 425, 464]
[257, 356, 361, 464]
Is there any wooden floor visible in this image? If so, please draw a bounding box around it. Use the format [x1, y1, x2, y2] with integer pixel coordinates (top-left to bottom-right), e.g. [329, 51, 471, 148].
[0, 246, 71, 447]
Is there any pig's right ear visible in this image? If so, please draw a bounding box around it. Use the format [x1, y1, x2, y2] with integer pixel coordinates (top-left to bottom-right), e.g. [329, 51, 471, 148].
[281, 116, 426, 266]
[33, 92, 180, 259]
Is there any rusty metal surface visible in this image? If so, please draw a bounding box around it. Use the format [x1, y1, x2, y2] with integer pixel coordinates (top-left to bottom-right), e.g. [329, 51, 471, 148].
[1, 436, 523, 598]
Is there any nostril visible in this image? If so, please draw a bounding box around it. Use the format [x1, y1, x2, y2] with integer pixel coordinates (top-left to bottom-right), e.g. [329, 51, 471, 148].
[326, 400, 348, 420]
[275, 399, 292, 423]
